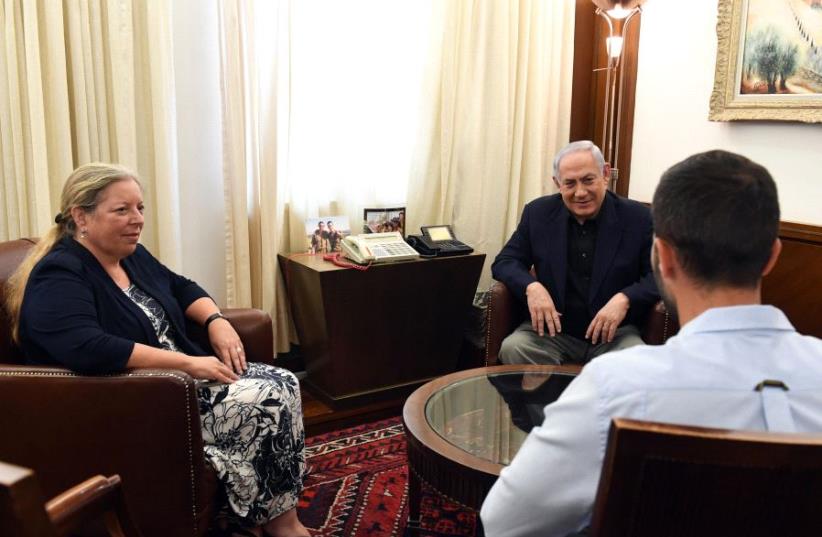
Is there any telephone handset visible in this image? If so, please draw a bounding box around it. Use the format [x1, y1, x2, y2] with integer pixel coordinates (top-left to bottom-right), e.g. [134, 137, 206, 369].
[406, 235, 439, 257]
[408, 225, 473, 257]
[341, 232, 420, 264]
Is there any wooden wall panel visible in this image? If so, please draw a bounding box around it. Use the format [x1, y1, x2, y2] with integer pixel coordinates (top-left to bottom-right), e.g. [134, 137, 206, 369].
[763, 223, 822, 338]
[570, 0, 596, 144]
[570, 1, 641, 196]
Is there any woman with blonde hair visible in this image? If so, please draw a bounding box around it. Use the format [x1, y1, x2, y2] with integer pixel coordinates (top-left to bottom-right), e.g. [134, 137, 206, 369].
[5, 163, 308, 537]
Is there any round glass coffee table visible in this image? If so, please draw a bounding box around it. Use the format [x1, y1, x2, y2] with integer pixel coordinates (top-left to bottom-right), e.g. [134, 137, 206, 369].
[402, 364, 579, 535]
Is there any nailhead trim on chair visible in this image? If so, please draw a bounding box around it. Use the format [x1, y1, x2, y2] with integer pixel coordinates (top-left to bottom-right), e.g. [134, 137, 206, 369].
[484, 297, 494, 367]
[0, 369, 200, 536]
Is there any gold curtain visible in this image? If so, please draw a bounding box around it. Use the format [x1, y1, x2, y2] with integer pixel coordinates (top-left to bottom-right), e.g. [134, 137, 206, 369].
[0, 0, 180, 269]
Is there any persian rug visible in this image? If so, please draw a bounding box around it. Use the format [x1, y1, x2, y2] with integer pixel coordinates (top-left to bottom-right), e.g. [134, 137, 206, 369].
[297, 416, 477, 537]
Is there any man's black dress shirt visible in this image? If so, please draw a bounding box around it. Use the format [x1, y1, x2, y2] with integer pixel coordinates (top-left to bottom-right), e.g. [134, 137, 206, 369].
[565, 217, 598, 339]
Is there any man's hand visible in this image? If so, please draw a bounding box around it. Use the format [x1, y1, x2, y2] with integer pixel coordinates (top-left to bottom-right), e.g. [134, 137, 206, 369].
[586, 292, 630, 344]
[526, 282, 562, 337]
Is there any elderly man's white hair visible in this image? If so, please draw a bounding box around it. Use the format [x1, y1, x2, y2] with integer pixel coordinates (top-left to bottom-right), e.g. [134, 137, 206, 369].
[552, 140, 606, 178]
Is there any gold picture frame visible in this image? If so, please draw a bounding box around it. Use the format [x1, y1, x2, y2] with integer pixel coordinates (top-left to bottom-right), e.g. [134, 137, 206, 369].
[710, 0, 822, 123]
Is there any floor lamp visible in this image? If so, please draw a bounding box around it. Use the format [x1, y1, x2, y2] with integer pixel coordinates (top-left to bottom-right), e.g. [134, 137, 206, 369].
[592, 1, 643, 192]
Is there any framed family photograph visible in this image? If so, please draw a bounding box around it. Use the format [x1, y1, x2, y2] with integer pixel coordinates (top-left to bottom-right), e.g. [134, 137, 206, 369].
[304, 216, 350, 254]
[363, 207, 406, 237]
[710, 0, 822, 123]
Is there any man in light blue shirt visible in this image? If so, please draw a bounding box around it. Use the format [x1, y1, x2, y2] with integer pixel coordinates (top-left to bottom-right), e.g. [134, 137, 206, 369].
[480, 150, 822, 537]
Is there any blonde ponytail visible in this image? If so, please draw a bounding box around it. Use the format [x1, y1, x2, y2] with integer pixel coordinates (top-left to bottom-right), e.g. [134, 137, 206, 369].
[3, 162, 140, 343]
[5, 226, 67, 342]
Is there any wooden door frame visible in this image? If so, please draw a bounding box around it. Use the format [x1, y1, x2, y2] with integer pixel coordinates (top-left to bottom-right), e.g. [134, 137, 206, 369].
[569, 0, 641, 198]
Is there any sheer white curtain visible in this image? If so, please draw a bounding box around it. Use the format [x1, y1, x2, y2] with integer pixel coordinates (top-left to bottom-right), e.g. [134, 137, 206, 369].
[0, 0, 181, 266]
[218, 0, 576, 350]
[406, 0, 576, 289]
[283, 0, 434, 247]
[218, 0, 433, 351]
[218, 0, 291, 350]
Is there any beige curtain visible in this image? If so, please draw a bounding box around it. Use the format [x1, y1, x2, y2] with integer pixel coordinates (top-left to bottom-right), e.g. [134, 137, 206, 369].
[216, 0, 575, 351]
[217, 0, 292, 352]
[0, 0, 181, 268]
[406, 0, 576, 290]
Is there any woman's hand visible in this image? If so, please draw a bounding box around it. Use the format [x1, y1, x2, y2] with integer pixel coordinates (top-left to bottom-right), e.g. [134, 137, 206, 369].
[208, 318, 247, 374]
[184, 355, 240, 383]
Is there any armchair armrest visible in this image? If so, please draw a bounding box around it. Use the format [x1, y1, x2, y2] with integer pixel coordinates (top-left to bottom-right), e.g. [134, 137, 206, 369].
[47, 474, 143, 537]
[485, 281, 524, 366]
[641, 301, 679, 345]
[484, 284, 680, 364]
[186, 308, 274, 365]
[0, 366, 217, 536]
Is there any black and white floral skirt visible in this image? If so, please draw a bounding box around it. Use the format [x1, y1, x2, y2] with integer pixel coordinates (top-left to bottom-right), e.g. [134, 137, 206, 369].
[198, 363, 305, 528]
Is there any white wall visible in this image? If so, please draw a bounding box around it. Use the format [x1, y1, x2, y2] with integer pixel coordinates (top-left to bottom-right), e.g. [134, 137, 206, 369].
[630, 2, 822, 226]
[172, 0, 227, 304]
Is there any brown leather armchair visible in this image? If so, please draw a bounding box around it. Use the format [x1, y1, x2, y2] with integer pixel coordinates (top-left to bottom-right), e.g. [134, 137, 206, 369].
[1, 460, 143, 537]
[590, 419, 822, 537]
[484, 280, 678, 365]
[0, 238, 276, 536]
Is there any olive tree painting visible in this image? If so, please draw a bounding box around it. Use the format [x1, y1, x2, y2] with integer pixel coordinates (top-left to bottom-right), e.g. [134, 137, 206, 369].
[711, 0, 822, 122]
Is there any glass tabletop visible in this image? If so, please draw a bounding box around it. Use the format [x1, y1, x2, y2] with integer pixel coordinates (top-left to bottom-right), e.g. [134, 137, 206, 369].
[424, 370, 576, 465]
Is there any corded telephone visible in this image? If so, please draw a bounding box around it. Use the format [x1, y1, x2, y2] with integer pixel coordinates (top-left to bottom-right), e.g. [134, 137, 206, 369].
[341, 232, 420, 264]
[408, 225, 473, 257]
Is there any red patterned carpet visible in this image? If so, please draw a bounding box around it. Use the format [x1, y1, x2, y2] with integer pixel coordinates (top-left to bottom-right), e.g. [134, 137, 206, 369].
[298, 416, 477, 537]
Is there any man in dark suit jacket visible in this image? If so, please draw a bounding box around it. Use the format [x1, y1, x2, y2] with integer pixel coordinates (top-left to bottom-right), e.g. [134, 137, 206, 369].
[492, 141, 659, 365]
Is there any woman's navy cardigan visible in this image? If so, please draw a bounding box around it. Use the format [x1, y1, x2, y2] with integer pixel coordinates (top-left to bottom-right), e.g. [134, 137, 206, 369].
[20, 237, 210, 374]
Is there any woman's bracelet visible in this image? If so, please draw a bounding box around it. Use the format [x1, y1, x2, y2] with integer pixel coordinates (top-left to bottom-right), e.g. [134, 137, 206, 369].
[204, 311, 227, 329]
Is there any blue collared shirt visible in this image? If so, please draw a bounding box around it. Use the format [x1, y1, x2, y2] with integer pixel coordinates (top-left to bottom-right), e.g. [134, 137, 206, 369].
[481, 305, 822, 537]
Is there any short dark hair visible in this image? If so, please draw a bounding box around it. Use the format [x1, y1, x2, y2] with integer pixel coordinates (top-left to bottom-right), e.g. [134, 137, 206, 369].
[652, 150, 780, 288]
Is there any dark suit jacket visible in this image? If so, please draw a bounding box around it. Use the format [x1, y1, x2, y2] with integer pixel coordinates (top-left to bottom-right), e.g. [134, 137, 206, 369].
[491, 191, 659, 330]
[20, 237, 210, 374]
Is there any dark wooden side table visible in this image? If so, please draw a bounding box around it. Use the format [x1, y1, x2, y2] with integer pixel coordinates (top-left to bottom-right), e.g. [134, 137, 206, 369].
[403, 364, 580, 536]
[278, 253, 485, 408]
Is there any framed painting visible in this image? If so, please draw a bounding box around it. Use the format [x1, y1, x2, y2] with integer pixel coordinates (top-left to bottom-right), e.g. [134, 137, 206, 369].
[710, 0, 822, 122]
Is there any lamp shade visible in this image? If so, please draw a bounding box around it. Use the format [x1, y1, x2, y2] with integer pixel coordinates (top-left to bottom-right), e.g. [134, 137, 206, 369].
[591, 0, 645, 10]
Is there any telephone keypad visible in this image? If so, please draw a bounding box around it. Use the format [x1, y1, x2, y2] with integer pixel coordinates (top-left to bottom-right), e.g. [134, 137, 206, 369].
[372, 242, 417, 258]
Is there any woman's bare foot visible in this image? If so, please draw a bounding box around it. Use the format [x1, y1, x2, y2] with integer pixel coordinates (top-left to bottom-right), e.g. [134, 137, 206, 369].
[262, 507, 309, 537]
